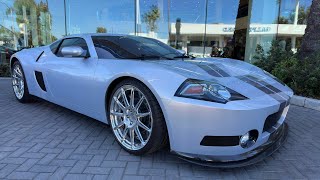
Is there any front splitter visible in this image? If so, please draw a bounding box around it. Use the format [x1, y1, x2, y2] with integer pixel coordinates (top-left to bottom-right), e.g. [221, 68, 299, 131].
[172, 123, 289, 168]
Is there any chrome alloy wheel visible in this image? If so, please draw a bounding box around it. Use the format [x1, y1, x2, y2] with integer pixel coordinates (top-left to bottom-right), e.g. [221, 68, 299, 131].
[110, 85, 153, 151]
[12, 64, 24, 99]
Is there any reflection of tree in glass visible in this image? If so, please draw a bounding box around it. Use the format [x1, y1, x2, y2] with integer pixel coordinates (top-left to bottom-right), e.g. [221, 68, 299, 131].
[96, 27, 107, 33]
[278, 6, 310, 24]
[142, 5, 160, 32]
[5, 0, 55, 47]
[0, 26, 14, 46]
[6, 0, 36, 24]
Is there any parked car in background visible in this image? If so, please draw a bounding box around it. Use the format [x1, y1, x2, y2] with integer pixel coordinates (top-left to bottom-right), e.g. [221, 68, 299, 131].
[0, 46, 17, 63]
[9, 34, 293, 167]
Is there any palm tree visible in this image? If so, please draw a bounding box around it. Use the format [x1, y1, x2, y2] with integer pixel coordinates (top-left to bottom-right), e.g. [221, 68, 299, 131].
[299, 0, 320, 59]
[142, 5, 160, 32]
[96, 27, 107, 33]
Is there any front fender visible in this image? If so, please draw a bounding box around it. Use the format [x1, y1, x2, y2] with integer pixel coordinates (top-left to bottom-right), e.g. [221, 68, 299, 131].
[94, 60, 188, 147]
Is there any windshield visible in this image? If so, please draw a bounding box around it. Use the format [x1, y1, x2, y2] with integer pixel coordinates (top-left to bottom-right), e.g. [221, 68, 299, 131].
[92, 35, 183, 60]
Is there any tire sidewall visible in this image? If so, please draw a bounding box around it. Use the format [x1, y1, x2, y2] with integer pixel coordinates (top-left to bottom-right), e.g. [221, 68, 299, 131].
[12, 61, 30, 103]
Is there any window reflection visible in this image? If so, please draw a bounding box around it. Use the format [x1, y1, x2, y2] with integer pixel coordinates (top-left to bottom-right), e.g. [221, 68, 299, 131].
[206, 0, 241, 59]
[169, 0, 207, 57]
[0, 0, 314, 66]
[66, 0, 134, 35]
[277, 0, 312, 53]
[279, 0, 311, 25]
[0, 0, 64, 64]
[137, 0, 169, 44]
[245, 0, 280, 62]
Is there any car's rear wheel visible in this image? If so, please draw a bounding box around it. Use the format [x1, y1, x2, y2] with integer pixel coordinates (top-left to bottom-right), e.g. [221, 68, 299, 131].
[108, 79, 168, 155]
[11, 61, 32, 103]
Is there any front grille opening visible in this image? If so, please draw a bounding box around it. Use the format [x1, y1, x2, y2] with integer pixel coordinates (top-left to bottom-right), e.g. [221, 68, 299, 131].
[263, 106, 287, 132]
[200, 136, 240, 146]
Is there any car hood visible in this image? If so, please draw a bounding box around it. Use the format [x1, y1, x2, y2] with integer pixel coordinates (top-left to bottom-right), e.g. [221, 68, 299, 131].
[148, 57, 293, 103]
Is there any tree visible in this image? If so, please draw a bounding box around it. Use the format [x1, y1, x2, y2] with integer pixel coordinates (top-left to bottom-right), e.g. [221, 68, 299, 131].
[299, 0, 320, 59]
[142, 5, 160, 32]
[96, 27, 107, 33]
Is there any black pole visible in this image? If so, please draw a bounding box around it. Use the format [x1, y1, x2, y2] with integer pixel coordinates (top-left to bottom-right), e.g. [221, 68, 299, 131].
[276, 0, 282, 40]
[203, 0, 208, 57]
[134, 0, 137, 35]
[64, 0, 67, 36]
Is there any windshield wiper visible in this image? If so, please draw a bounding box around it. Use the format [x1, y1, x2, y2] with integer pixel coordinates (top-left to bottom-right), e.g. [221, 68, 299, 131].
[173, 54, 195, 59]
[130, 55, 173, 60]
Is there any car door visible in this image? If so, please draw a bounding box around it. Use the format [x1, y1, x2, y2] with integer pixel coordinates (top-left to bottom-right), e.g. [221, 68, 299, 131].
[44, 36, 98, 114]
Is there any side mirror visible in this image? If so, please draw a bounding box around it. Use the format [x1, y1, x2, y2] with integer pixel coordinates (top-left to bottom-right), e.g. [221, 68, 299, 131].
[177, 49, 186, 55]
[61, 46, 89, 58]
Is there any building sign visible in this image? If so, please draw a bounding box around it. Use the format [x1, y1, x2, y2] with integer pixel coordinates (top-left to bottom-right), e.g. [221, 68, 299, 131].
[222, 26, 271, 33]
[249, 27, 271, 33]
[222, 27, 235, 32]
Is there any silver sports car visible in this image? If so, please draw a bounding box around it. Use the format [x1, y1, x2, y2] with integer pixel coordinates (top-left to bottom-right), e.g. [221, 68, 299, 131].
[10, 34, 293, 167]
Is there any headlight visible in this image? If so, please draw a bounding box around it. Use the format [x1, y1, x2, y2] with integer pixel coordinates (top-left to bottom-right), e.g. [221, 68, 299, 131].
[175, 79, 247, 104]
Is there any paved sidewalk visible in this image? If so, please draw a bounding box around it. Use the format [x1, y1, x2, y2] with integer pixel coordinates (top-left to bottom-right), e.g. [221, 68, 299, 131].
[0, 78, 319, 179]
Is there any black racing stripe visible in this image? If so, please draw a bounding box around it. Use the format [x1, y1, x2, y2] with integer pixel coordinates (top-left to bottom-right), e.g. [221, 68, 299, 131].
[197, 64, 222, 77]
[238, 76, 288, 103]
[207, 64, 230, 77]
[270, 94, 287, 104]
[265, 84, 282, 93]
[245, 75, 290, 100]
[245, 75, 282, 93]
[238, 76, 275, 95]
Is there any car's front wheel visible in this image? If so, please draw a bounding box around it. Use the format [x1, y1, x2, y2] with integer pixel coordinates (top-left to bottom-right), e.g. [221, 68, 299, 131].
[108, 79, 168, 155]
[11, 61, 32, 103]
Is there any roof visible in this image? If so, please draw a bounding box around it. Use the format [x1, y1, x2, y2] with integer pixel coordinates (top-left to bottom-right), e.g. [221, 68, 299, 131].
[64, 33, 130, 38]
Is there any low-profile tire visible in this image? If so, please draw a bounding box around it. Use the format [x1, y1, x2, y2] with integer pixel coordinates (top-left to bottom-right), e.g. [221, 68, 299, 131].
[11, 61, 32, 103]
[108, 79, 168, 155]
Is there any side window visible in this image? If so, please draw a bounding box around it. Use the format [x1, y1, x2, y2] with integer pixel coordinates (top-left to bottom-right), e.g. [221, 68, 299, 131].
[56, 38, 89, 57]
[92, 37, 116, 59]
[49, 40, 62, 54]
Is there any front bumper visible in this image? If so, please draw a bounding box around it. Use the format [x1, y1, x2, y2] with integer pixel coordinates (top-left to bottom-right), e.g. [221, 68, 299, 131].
[172, 122, 288, 168]
[162, 95, 290, 167]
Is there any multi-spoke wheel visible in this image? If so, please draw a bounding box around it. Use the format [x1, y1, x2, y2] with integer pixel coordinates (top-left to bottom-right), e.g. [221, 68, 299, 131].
[109, 79, 168, 155]
[11, 61, 32, 103]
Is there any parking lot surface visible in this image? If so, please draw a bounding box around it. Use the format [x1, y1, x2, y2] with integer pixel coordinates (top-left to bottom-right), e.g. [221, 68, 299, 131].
[0, 78, 319, 179]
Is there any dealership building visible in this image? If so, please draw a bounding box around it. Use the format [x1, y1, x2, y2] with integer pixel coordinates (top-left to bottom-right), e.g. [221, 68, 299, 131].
[0, 0, 312, 63]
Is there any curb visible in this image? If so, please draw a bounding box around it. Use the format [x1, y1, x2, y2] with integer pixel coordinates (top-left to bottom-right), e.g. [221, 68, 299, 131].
[290, 95, 320, 111]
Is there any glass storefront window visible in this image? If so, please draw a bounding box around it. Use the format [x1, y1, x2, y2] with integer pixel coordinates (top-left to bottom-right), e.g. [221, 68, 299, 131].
[169, 0, 207, 57]
[0, 0, 314, 66]
[137, 0, 169, 44]
[279, 0, 312, 25]
[0, 0, 65, 64]
[245, 0, 280, 62]
[277, 0, 312, 53]
[206, 0, 241, 58]
[66, 0, 135, 35]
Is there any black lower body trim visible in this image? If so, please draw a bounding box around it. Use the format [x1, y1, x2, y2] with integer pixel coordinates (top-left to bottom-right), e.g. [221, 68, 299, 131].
[172, 123, 288, 168]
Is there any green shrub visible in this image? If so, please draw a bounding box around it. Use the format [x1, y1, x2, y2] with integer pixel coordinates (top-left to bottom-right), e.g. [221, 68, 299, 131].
[254, 41, 320, 99]
[0, 64, 11, 77]
[254, 41, 294, 73]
